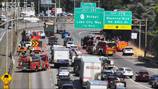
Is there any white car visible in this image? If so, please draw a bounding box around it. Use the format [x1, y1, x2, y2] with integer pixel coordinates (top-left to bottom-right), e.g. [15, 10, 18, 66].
[122, 47, 134, 56]
[58, 67, 70, 80]
[40, 31, 46, 39]
[25, 41, 32, 48]
[116, 67, 134, 78]
[0, 15, 7, 22]
[66, 41, 74, 48]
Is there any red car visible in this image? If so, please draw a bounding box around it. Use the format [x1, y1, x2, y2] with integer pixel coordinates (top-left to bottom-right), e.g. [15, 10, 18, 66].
[135, 70, 150, 82]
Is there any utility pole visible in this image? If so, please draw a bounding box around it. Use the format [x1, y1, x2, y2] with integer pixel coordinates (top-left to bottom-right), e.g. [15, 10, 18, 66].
[5, 0, 9, 73]
[55, 0, 57, 33]
[74, 0, 75, 8]
[138, 20, 141, 49]
[144, 18, 148, 57]
[59, 0, 60, 8]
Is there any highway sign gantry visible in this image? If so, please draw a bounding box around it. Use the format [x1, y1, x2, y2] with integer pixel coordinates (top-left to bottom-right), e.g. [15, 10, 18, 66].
[74, 7, 104, 29]
[104, 11, 132, 30]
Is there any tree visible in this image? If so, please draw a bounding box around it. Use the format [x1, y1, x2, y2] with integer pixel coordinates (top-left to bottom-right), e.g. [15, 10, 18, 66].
[150, 36, 158, 58]
[154, 4, 158, 31]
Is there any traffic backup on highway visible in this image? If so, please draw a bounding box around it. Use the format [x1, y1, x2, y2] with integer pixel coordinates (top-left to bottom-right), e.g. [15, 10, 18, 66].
[1, 1, 158, 89]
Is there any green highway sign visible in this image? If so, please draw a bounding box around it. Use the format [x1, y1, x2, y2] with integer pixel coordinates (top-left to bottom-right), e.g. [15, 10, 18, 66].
[74, 8, 104, 29]
[81, 2, 96, 8]
[104, 11, 132, 24]
[104, 11, 132, 30]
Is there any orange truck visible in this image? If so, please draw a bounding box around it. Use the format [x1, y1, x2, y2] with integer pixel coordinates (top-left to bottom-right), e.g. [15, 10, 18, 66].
[116, 41, 128, 51]
[95, 41, 116, 56]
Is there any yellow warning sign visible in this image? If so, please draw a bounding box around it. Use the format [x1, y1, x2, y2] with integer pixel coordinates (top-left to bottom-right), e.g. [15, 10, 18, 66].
[104, 24, 131, 30]
[1, 72, 12, 89]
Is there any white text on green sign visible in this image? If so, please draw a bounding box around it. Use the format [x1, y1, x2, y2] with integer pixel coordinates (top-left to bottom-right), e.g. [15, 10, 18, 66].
[104, 11, 132, 25]
[81, 2, 96, 8]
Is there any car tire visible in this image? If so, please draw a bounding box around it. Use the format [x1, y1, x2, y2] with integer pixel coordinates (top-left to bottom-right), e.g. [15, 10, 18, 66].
[129, 76, 133, 78]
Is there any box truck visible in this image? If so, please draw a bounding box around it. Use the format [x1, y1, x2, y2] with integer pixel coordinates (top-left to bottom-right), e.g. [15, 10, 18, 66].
[79, 55, 102, 87]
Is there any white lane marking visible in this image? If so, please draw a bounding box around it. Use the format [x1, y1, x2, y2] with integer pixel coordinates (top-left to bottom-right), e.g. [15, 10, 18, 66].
[129, 78, 151, 89]
[0, 31, 6, 42]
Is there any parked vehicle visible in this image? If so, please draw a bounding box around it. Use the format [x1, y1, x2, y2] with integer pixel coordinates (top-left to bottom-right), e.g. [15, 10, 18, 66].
[57, 29, 65, 34]
[57, 67, 70, 80]
[135, 70, 150, 82]
[51, 46, 70, 67]
[81, 35, 94, 49]
[115, 67, 133, 78]
[151, 79, 158, 88]
[59, 80, 75, 89]
[122, 47, 134, 56]
[107, 76, 126, 89]
[48, 36, 58, 45]
[116, 41, 128, 51]
[17, 54, 49, 71]
[101, 69, 115, 80]
[17, 46, 27, 55]
[64, 37, 73, 46]
[93, 41, 116, 56]
[40, 31, 46, 39]
[66, 41, 74, 48]
[86, 80, 108, 89]
[73, 57, 82, 76]
[111, 81, 126, 89]
[100, 56, 114, 68]
[62, 31, 70, 38]
[149, 75, 158, 85]
[79, 56, 102, 87]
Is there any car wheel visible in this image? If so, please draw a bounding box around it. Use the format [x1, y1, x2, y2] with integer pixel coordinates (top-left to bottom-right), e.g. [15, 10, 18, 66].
[129, 76, 133, 78]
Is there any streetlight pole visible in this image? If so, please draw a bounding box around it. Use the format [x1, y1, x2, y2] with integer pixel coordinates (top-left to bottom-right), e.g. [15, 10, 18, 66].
[59, 0, 60, 8]
[74, 0, 75, 8]
[138, 20, 141, 49]
[144, 18, 148, 57]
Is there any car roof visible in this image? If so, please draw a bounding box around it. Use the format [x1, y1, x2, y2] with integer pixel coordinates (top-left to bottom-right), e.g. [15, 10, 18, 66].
[119, 67, 132, 70]
[138, 70, 148, 72]
[88, 80, 108, 85]
[81, 55, 101, 63]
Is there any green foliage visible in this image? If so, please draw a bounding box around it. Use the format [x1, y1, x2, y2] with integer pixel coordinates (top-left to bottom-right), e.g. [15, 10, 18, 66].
[151, 36, 158, 57]
[154, 4, 158, 31]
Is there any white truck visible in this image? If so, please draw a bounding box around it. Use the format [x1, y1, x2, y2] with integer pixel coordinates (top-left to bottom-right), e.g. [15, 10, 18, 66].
[79, 56, 102, 87]
[51, 45, 70, 67]
[87, 80, 108, 89]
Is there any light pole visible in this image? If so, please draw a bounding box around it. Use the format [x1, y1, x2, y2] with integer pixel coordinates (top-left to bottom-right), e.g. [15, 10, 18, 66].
[144, 18, 148, 57]
[59, 0, 60, 8]
[138, 20, 141, 49]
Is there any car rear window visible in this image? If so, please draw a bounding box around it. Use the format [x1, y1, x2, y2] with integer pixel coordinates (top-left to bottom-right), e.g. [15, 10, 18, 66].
[62, 86, 73, 89]
[125, 48, 133, 50]
[126, 69, 132, 71]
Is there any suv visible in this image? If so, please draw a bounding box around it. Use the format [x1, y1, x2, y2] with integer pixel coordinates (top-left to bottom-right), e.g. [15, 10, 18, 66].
[115, 67, 133, 78]
[122, 47, 133, 56]
[135, 70, 149, 82]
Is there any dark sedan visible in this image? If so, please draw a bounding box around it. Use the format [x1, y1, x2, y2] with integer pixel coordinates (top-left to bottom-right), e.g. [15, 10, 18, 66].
[135, 70, 150, 82]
